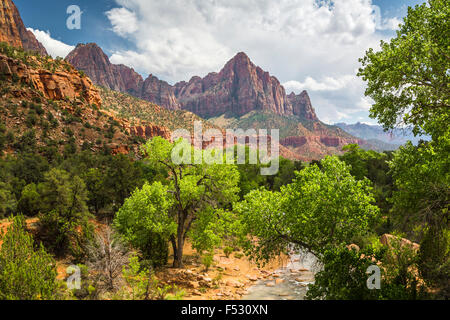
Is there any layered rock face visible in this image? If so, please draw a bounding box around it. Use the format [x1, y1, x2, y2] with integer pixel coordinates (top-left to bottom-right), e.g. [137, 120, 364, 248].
[0, 53, 101, 106]
[288, 91, 318, 121]
[175, 52, 297, 118]
[0, 0, 47, 55]
[66, 43, 180, 110]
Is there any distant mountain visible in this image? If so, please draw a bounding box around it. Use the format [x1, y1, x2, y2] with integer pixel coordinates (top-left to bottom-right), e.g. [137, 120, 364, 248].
[335, 122, 429, 147]
[65, 43, 383, 161]
[174, 52, 318, 120]
[0, 0, 47, 56]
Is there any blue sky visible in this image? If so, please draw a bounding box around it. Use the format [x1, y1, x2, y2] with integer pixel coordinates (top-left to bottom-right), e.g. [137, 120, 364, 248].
[15, 0, 427, 125]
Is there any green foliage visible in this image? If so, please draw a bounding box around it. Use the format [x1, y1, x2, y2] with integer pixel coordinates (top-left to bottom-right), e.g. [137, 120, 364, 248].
[0, 182, 16, 218]
[340, 144, 394, 216]
[235, 156, 380, 265]
[37, 168, 93, 257]
[118, 256, 185, 300]
[358, 0, 449, 139]
[201, 253, 214, 272]
[307, 243, 423, 300]
[307, 246, 383, 300]
[0, 122, 6, 153]
[389, 140, 449, 235]
[0, 216, 58, 300]
[223, 246, 234, 258]
[17, 183, 41, 216]
[129, 137, 241, 268]
[114, 182, 175, 267]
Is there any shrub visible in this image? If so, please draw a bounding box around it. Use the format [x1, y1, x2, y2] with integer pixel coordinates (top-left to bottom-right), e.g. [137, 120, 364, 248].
[201, 253, 214, 272]
[0, 216, 58, 300]
[223, 246, 234, 258]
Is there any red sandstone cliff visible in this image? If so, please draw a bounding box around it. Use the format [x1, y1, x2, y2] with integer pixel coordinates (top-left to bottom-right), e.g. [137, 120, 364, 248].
[66, 43, 181, 110]
[0, 0, 47, 56]
[175, 52, 294, 118]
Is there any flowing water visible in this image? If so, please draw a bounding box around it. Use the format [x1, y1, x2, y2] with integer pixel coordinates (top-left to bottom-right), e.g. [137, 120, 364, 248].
[242, 251, 319, 300]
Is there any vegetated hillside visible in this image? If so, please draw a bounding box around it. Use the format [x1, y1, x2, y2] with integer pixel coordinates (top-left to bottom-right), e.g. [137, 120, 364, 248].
[210, 110, 363, 160]
[0, 42, 165, 157]
[98, 86, 218, 133]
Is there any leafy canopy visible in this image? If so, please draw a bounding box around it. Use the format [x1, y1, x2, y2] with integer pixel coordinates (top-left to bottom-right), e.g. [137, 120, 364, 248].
[358, 0, 449, 138]
[235, 156, 380, 264]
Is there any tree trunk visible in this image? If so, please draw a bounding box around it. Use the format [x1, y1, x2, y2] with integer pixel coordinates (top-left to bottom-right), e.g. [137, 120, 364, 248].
[170, 236, 178, 267]
[173, 224, 185, 268]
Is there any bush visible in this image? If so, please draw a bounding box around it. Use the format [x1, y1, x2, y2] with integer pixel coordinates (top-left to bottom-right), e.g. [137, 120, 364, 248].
[223, 246, 234, 258]
[0, 216, 58, 300]
[201, 253, 214, 272]
[38, 169, 93, 258]
[17, 183, 41, 216]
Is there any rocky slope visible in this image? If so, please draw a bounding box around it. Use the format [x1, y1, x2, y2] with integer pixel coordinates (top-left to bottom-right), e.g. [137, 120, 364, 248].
[0, 0, 47, 56]
[66, 43, 180, 110]
[0, 43, 176, 156]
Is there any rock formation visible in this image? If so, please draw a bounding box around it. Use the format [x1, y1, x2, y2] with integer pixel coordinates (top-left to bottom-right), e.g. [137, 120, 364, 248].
[0, 0, 47, 56]
[0, 53, 101, 106]
[66, 43, 180, 110]
[175, 52, 294, 118]
[288, 91, 318, 121]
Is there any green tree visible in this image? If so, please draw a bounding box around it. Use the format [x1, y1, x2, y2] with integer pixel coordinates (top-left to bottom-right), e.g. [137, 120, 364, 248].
[0, 122, 6, 153]
[235, 156, 380, 265]
[114, 182, 176, 266]
[359, 0, 449, 298]
[389, 141, 449, 297]
[38, 168, 93, 256]
[17, 183, 41, 216]
[116, 137, 240, 268]
[0, 216, 57, 300]
[0, 182, 16, 218]
[358, 0, 449, 139]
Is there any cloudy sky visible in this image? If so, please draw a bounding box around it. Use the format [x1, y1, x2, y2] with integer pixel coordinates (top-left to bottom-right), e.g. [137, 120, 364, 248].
[15, 0, 425, 125]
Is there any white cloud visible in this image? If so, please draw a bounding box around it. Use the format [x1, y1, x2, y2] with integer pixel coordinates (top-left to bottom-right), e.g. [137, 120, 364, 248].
[379, 17, 402, 30]
[105, 0, 400, 124]
[27, 28, 75, 58]
[105, 8, 139, 37]
[284, 75, 355, 92]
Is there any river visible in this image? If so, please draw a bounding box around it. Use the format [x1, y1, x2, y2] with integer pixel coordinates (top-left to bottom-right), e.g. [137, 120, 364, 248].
[242, 251, 319, 300]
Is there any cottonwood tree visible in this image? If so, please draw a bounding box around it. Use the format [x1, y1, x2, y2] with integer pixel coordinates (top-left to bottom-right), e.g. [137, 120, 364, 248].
[235, 156, 380, 265]
[358, 0, 449, 139]
[359, 0, 449, 298]
[115, 137, 240, 268]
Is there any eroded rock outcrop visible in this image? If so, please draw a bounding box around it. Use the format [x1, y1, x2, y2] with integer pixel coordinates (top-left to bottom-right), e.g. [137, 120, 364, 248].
[0, 54, 101, 106]
[129, 125, 171, 140]
[288, 91, 318, 121]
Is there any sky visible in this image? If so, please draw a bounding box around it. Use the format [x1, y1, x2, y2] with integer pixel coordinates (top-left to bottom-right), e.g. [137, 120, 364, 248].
[14, 0, 426, 125]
